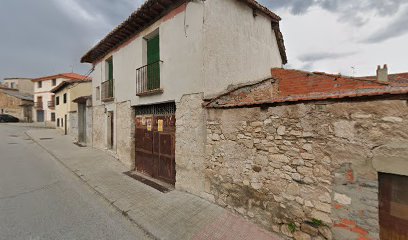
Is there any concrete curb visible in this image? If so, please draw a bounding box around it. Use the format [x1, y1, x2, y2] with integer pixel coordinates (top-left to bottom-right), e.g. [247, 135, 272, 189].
[25, 131, 159, 240]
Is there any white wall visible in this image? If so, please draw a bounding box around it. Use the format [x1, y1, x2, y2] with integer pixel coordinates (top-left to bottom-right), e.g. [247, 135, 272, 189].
[91, 0, 284, 108]
[33, 78, 64, 122]
[91, 2, 205, 107]
[202, 0, 283, 97]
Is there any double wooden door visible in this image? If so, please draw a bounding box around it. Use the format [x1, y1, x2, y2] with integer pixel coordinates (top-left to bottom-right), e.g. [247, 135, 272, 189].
[135, 114, 176, 185]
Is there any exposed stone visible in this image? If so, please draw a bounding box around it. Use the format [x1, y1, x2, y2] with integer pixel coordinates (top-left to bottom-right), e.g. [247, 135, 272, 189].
[281, 225, 294, 237]
[319, 226, 333, 240]
[333, 120, 356, 140]
[277, 126, 286, 135]
[311, 210, 332, 224]
[301, 153, 315, 160]
[301, 224, 318, 236]
[334, 193, 352, 205]
[318, 192, 332, 204]
[314, 201, 331, 213]
[382, 116, 403, 123]
[294, 231, 311, 240]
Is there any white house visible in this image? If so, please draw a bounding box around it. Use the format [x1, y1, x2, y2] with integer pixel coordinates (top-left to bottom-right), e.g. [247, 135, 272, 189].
[81, 0, 287, 192]
[32, 73, 90, 125]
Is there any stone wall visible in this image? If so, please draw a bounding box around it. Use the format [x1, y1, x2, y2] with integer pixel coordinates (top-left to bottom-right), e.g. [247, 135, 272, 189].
[116, 101, 135, 169]
[0, 92, 25, 120]
[92, 105, 105, 150]
[68, 112, 78, 138]
[204, 98, 408, 240]
[86, 104, 93, 146]
[175, 93, 208, 197]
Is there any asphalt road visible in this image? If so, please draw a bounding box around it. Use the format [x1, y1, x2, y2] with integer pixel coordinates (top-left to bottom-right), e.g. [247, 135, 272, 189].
[0, 124, 152, 240]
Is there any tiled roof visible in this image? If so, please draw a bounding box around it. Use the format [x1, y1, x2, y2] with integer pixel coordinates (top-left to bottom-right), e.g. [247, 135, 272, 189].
[32, 73, 91, 82]
[81, 0, 287, 64]
[0, 89, 34, 101]
[50, 79, 92, 93]
[204, 68, 408, 108]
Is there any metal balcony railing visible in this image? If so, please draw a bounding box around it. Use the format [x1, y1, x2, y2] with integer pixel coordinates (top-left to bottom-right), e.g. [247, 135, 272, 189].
[34, 102, 43, 109]
[136, 61, 162, 95]
[101, 79, 114, 101]
[48, 101, 55, 109]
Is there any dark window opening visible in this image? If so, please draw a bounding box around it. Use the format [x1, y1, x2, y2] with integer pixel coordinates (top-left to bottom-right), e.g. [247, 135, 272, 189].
[63, 93, 67, 104]
[51, 113, 55, 122]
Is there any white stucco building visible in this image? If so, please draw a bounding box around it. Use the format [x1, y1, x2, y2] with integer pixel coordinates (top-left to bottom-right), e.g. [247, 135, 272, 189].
[32, 73, 90, 124]
[81, 0, 287, 188]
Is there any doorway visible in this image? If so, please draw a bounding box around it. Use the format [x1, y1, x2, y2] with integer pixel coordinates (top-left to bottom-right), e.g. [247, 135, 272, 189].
[379, 172, 408, 239]
[36, 110, 44, 122]
[134, 102, 176, 185]
[78, 103, 87, 143]
[107, 111, 114, 149]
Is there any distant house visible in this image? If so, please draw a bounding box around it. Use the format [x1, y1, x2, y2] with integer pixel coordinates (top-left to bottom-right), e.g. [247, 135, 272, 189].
[3, 78, 34, 94]
[50, 79, 92, 136]
[0, 86, 33, 121]
[31, 73, 90, 125]
[81, 0, 287, 188]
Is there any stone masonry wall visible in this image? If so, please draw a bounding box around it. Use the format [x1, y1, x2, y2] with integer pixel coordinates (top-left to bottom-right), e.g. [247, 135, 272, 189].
[204, 99, 408, 240]
[116, 101, 135, 169]
[92, 105, 105, 150]
[175, 93, 208, 197]
[69, 112, 78, 139]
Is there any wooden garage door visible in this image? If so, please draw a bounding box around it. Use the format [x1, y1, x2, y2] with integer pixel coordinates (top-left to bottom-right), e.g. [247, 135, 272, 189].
[135, 103, 176, 185]
[379, 173, 408, 240]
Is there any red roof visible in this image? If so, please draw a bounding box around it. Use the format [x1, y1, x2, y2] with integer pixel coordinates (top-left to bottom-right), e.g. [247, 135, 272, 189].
[32, 73, 91, 82]
[204, 68, 408, 108]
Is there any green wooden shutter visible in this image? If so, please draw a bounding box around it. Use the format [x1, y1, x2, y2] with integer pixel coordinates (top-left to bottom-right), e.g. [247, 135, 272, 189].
[108, 59, 113, 81]
[147, 35, 160, 90]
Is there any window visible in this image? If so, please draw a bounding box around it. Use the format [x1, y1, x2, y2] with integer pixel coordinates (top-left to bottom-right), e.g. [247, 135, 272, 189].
[10, 82, 15, 89]
[63, 93, 67, 104]
[51, 113, 55, 122]
[96, 87, 100, 100]
[57, 118, 60, 127]
[38, 81, 42, 88]
[61, 118, 64, 127]
[105, 58, 113, 81]
[56, 96, 60, 105]
[52, 79, 57, 86]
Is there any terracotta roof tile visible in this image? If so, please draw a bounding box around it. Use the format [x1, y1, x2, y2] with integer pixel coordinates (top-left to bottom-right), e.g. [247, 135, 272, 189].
[32, 73, 91, 82]
[205, 68, 408, 108]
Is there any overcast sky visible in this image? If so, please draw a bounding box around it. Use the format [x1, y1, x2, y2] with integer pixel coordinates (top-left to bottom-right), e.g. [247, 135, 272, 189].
[0, 0, 407, 81]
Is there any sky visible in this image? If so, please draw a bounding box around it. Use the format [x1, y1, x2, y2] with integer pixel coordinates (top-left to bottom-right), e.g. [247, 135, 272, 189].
[0, 0, 407, 81]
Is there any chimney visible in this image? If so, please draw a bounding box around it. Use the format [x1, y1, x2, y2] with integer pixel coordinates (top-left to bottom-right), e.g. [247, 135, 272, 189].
[377, 64, 388, 82]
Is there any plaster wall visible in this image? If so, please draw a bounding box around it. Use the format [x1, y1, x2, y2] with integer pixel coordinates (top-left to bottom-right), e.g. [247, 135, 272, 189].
[91, 2, 205, 107]
[33, 78, 64, 123]
[3, 79, 34, 94]
[202, 0, 283, 97]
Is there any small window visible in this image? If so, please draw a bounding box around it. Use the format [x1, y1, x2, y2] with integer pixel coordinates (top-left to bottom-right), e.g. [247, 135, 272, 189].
[61, 118, 64, 127]
[105, 57, 113, 81]
[63, 93, 67, 104]
[38, 81, 42, 88]
[10, 83, 15, 89]
[51, 113, 55, 122]
[56, 96, 60, 105]
[57, 118, 60, 127]
[96, 87, 100, 100]
[52, 79, 57, 86]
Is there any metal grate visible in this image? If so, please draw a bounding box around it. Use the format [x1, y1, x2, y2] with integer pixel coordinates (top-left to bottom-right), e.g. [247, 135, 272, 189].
[135, 102, 176, 115]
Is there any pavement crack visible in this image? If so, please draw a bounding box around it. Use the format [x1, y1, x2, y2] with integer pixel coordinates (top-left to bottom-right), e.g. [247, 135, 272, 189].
[0, 181, 61, 201]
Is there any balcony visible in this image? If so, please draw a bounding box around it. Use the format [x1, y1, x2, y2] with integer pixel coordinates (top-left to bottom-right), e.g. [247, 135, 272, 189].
[48, 101, 55, 109]
[34, 102, 43, 109]
[101, 79, 114, 101]
[136, 61, 163, 96]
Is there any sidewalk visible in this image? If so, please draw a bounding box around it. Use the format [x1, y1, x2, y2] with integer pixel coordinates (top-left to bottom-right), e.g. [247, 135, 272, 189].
[26, 129, 282, 240]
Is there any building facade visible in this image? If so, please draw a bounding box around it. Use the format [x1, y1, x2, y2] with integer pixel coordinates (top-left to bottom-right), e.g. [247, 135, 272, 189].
[51, 80, 92, 137]
[0, 87, 33, 121]
[81, 0, 287, 187]
[3, 78, 34, 94]
[32, 73, 89, 125]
